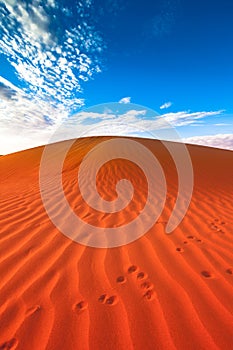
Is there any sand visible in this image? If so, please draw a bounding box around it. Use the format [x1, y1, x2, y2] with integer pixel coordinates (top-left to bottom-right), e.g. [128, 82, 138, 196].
[0, 136, 233, 350]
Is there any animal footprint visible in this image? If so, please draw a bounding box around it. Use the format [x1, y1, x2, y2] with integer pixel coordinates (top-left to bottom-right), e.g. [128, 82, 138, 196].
[137, 272, 147, 280]
[210, 219, 226, 233]
[140, 281, 154, 291]
[73, 301, 88, 313]
[105, 295, 118, 306]
[201, 271, 213, 278]
[98, 294, 107, 304]
[128, 265, 139, 274]
[176, 247, 184, 253]
[143, 289, 155, 301]
[0, 338, 18, 350]
[98, 294, 118, 306]
[116, 276, 126, 284]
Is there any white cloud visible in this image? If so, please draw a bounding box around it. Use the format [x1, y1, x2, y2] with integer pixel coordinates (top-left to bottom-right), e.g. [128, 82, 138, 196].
[0, 76, 21, 93]
[0, 91, 228, 155]
[0, 76, 70, 154]
[158, 110, 224, 127]
[46, 108, 228, 149]
[0, 0, 104, 114]
[160, 101, 172, 110]
[0, 0, 106, 154]
[183, 134, 233, 151]
[214, 123, 231, 126]
[119, 97, 131, 104]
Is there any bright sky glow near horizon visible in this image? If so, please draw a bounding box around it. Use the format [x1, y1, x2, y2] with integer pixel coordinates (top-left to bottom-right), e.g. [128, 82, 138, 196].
[0, 0, 232, 154]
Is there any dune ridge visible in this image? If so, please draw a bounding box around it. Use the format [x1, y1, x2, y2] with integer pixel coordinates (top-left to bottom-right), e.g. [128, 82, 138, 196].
[0, 136, 233, 350]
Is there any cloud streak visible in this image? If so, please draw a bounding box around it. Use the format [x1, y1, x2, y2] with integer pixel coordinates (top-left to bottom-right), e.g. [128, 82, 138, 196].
[183, 134, 233, 151]
[160, 101, 172, 110]
[0, 102, 226, 154]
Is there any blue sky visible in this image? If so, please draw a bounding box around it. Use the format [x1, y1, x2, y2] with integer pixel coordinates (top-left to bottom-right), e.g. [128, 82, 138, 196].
[85, 0, 233, 111]
[0, 0, 232, 154]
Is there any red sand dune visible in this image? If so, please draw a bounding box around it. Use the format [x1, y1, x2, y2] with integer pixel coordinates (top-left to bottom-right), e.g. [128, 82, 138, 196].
[0, 136, 233, 350]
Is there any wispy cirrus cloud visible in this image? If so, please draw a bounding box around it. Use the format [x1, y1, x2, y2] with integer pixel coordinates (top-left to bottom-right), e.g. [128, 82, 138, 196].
[157, 110, 224, 127]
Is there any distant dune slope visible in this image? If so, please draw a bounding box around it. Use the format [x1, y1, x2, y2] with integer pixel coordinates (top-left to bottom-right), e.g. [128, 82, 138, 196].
[0, 137, 233, 350]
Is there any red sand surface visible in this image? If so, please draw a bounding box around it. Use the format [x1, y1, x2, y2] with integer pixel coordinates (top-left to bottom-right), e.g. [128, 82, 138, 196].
[0, 136, 233, 350]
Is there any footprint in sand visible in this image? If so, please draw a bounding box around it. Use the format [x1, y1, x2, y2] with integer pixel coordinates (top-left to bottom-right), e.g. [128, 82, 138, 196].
[140, 281, 154, 291]
[212, 226, 225, 234]
[214, 218, 226, 225]
[73, 301, 88, 313]
[98, 294, 107, 304]
[105, 295, 118, 306]
[128, 265, 139, 274]
[143, 289, 155, 301]
[98, 294, 119, 306]
[187, 235, 195, 240]
[116, 276, 126, 284]
[0, 338, 18, 350]
[137, 272, 147, 280]
[210, 219, 226, 233]
[176, 247, 184, 253]
[211, 225, 218, 231]
[201, 271, 213, 278]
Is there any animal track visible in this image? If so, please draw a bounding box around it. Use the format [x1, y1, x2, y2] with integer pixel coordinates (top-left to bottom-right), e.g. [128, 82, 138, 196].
[137, 272, 147, 280]
[210, 219, 226, 233]
[187, 235, 195, 240]
[185, 236, 203, 245]
[105, 295, 118, 305]
[0, 338, 18, 350]
[143, 289, 155, 301]
[125, 265, 155, 301]
[73, 301, 88, 313]
[98, 294, 118, 306]
[176, 247, 184, 253]
[128, 265, 138, 274]
[98, 294, 107, 304]
[116, 276, 126, 284]
[201, 271, 213, 278]
[140, 281, 154, 291]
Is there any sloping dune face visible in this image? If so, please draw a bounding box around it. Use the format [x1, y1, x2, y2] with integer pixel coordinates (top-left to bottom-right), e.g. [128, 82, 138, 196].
[0, 136, 233, 350]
